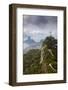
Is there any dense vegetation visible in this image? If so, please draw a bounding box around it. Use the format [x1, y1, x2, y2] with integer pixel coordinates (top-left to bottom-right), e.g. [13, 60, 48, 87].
[23, 36, 57, 74]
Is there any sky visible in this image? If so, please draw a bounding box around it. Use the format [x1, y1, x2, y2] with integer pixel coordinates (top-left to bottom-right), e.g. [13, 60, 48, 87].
[23, 15, 57, 49]
[23, 15, 57, 42]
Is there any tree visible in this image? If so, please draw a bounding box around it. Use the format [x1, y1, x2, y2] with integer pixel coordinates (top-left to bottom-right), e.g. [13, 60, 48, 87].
[23, 49, 41, 74]
[23, 36, 57, 74]
[42, 36, 57, 49]
[40, 36, 57, 73]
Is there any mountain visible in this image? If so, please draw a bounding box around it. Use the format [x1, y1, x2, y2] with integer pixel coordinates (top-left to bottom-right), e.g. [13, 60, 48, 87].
[24, 36, 43, 54]
[23, 36, 57, 74]
[24, 36, 35, 45]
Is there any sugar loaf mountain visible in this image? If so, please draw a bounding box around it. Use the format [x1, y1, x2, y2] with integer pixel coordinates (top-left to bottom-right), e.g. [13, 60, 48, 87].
[23, 35, 57, 74]
[24, 36, 42, 54]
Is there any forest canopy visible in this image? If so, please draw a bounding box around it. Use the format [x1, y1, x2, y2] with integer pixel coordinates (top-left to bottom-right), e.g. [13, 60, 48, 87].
[23, 36, 57, 74]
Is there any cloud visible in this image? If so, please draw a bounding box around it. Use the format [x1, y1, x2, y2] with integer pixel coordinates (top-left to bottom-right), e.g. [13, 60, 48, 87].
[23, 15, 57, 42]
[24, 15, 57, 28]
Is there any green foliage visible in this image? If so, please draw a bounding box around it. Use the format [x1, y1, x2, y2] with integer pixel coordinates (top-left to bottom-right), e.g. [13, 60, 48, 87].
[23, 49, 41, 74]
[23, 36, 57, 74]
[42, 36, 57, 49]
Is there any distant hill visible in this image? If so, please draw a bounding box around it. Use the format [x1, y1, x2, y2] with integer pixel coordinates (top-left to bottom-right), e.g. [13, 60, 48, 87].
[24, 36, 36, 45]
[24, 36, 43, 54]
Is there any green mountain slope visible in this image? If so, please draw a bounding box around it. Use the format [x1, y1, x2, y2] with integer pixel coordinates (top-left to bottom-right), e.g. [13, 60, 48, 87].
[23, 36, 57, 74]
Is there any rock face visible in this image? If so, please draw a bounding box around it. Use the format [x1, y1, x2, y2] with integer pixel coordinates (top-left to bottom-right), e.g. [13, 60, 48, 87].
[40, 44, 56, 73]
[39, 36, 57, 73]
